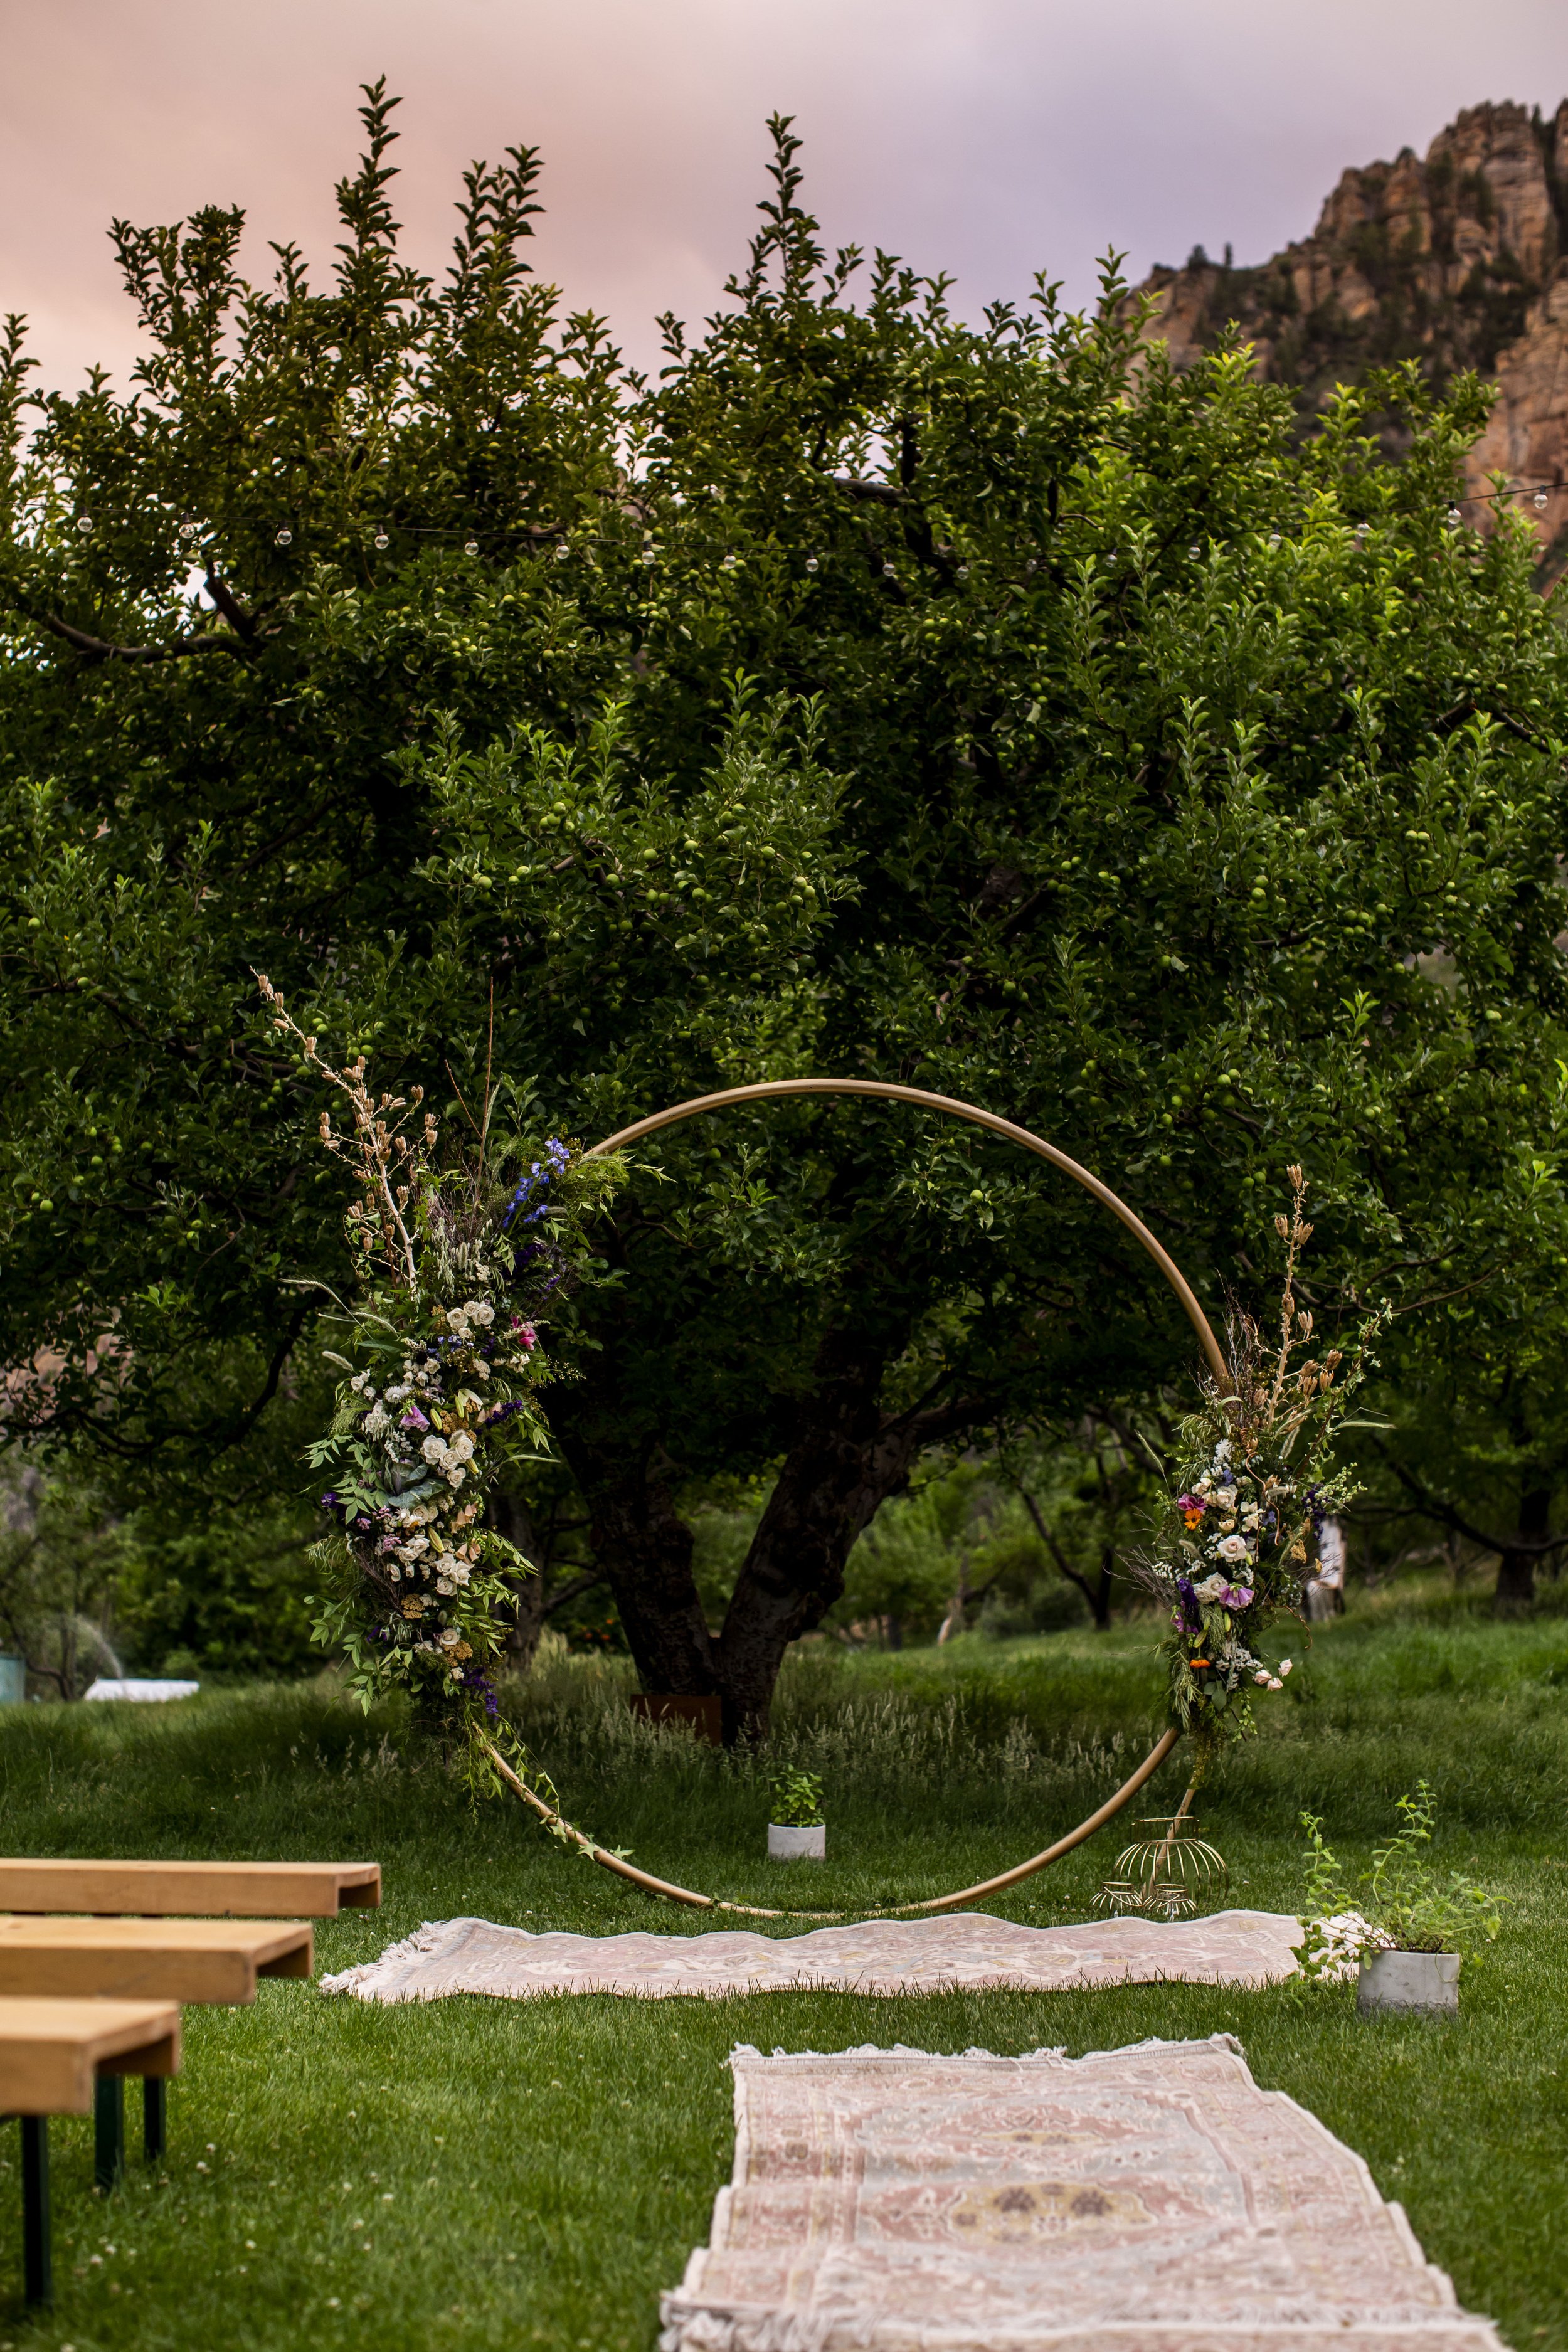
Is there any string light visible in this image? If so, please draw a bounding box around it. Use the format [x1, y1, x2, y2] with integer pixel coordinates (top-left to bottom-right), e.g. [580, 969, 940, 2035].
[882, 561, 896, 578]
[956, 563, 970, 579]
[1446, 507, 1461, 527]
[464, 539, 479, 556]
[553, 543, 569, 563]
[179, 522, 198, 542]
[275, 527, 292, 547]
[641, 548, 657, 566]
[75, 517, 93, 536]
[373, 530, 389, 550]
[1534, 489, 1550, 512]
[805, 555, 819, 573]
[721, 553, 738, 572]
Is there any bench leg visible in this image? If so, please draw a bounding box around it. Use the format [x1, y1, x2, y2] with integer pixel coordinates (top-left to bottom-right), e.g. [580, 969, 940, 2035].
[20, 2116, 51, 2307]
[144, 2075, 166, 2164]
[94, 2075, 124, 2195]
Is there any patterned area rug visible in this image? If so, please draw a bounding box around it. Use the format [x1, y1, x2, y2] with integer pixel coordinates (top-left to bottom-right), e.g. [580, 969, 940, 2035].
[320, 1910, 1303, 2003]
[661, 2037, 1507, 2351]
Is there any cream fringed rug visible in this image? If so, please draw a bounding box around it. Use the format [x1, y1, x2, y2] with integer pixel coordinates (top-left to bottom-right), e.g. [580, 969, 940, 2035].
[660, 2037, 1507, 2352]
[320, 1910, 1304, 2003]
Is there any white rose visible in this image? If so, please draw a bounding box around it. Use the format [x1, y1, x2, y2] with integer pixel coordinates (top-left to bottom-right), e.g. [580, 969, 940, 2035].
[1215, 1533, 1250, 1562]
[435, 1576, 455, 1596]
[466, 1301, 494, 1327]
[437, 1627, 460, 1648]
[1194, 1572, 1228, 1601]
[445, 1465, 467, 1488]
[421, 1434, 448, 1465]
[1279, 1658, 1293, 1675]
[448, 1563, 472, 1586]
[448, 1432, 475, 1464]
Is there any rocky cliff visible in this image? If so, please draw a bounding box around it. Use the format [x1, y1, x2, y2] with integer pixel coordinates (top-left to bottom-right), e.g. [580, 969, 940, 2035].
[1138, 100, 1568, 563]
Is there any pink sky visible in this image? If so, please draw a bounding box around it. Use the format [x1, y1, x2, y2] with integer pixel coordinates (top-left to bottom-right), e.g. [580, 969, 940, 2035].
[6, 0, 1568, 395]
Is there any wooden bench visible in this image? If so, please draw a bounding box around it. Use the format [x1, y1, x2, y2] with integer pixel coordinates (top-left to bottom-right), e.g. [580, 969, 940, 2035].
[0, 1915, 314, 2002]
[0, 1996, 179, 2307]
[0, 1915, 314, 2187]
[0, 1858, 379, 1917]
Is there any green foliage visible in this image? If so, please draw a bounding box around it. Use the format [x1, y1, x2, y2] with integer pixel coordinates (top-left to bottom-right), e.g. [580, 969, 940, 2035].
[766, 1763, 825, 1826]
[1300, 1779, 1505, 1957]
[4, 90, 1568, 1679]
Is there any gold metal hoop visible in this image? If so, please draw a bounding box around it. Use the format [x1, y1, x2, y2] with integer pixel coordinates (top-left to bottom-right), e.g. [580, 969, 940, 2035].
[484, 1081, 1222, 1918]
[587, 1077, 1227, 1384]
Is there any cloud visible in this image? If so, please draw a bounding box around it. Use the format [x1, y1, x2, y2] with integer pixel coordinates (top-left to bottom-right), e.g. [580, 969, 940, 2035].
[4, 0, 1568, 393]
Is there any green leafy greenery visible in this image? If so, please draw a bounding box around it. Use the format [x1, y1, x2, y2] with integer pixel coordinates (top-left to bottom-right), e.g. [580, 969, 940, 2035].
[765, 1764, 824, 1827]
[1300, 1779, 1505, 1959]
[4, 87, 1568, 1720]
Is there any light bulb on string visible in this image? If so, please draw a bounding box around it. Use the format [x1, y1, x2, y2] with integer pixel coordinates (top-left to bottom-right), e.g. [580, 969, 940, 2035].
[275, 527, 293, 548]
[956, 564, 970, 580]
[179, 522, 198, 543]
[1268, 533, 1281, 549]
[882, 561, 896, 579]
[1535, 489, 1550, 513]
[721, 553, 738, 572]
[75, 517, 93, 536]
[373, 530, 389, 550]
[464, 539, 479, 556]
[805, 555, 819, 573]
[553, 543, 569, 563]
[641, 548, 657, 567]
[1446, 506, 1461, 528]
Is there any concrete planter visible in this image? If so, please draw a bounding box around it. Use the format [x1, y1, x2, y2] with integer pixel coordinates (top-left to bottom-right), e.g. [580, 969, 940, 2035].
[768, 1822, 826, 1862]
[1357, 1948, 1460, 2015]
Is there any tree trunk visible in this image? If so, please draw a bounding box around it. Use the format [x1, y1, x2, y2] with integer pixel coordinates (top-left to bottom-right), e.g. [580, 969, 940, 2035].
[1495, 1478, 1552, 1609]
[487, 1488, 549, 1670]
[714, 1327, 896, 1742]
[936, 1548, 972, 1645]
[548, 1408, 718, 1697]
[555, 1315, 973, 1743]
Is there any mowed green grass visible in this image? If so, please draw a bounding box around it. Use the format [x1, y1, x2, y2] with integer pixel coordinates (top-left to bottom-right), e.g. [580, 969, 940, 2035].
[0, 1597, 1562, 2351]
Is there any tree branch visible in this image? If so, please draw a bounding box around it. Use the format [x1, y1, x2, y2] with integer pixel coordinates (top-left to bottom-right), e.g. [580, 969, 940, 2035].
[42, 613, 254, 664]
[203, 571, 259, 642]
[1369, 1438, 1568, 1558]
[1015, 1485, 1107, 1616]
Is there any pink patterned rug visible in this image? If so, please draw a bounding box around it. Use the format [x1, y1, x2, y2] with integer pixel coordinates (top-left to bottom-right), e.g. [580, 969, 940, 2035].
[661, 2036, 1507, 2351]
[320, 1910, 1303, 2003]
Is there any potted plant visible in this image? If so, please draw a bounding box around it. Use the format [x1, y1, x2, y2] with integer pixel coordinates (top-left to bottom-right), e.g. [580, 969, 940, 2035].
[1297, 1781, 1502, 2013]
[767, 1768, 826, 1861]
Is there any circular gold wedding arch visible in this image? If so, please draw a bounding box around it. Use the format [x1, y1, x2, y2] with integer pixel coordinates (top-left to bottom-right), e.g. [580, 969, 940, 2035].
[486, 1079, 1228, 1919]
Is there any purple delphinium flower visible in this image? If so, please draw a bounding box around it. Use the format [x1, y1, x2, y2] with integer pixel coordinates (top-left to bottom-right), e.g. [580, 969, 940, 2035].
[1176, 1575, 1200, 1629]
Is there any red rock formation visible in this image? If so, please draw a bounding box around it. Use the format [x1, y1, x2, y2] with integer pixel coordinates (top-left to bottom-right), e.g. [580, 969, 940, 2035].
[1137, 100, 1568, 564]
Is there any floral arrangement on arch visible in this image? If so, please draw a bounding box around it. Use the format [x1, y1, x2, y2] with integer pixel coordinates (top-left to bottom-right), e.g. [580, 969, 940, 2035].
[257, 977, 619, 1771]
[1138, 1168, 1387, 1772]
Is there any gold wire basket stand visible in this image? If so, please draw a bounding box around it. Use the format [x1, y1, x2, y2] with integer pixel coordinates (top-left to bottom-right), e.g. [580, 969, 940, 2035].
[1094, 1788, 1227, 1919]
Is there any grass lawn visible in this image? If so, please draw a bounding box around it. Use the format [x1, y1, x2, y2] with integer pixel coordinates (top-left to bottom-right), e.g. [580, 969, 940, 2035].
[0, 1589, 1562, 2350]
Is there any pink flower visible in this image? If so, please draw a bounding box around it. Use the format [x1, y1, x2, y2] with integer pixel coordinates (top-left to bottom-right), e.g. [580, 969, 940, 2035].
[519, 1323, 537, 1350]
